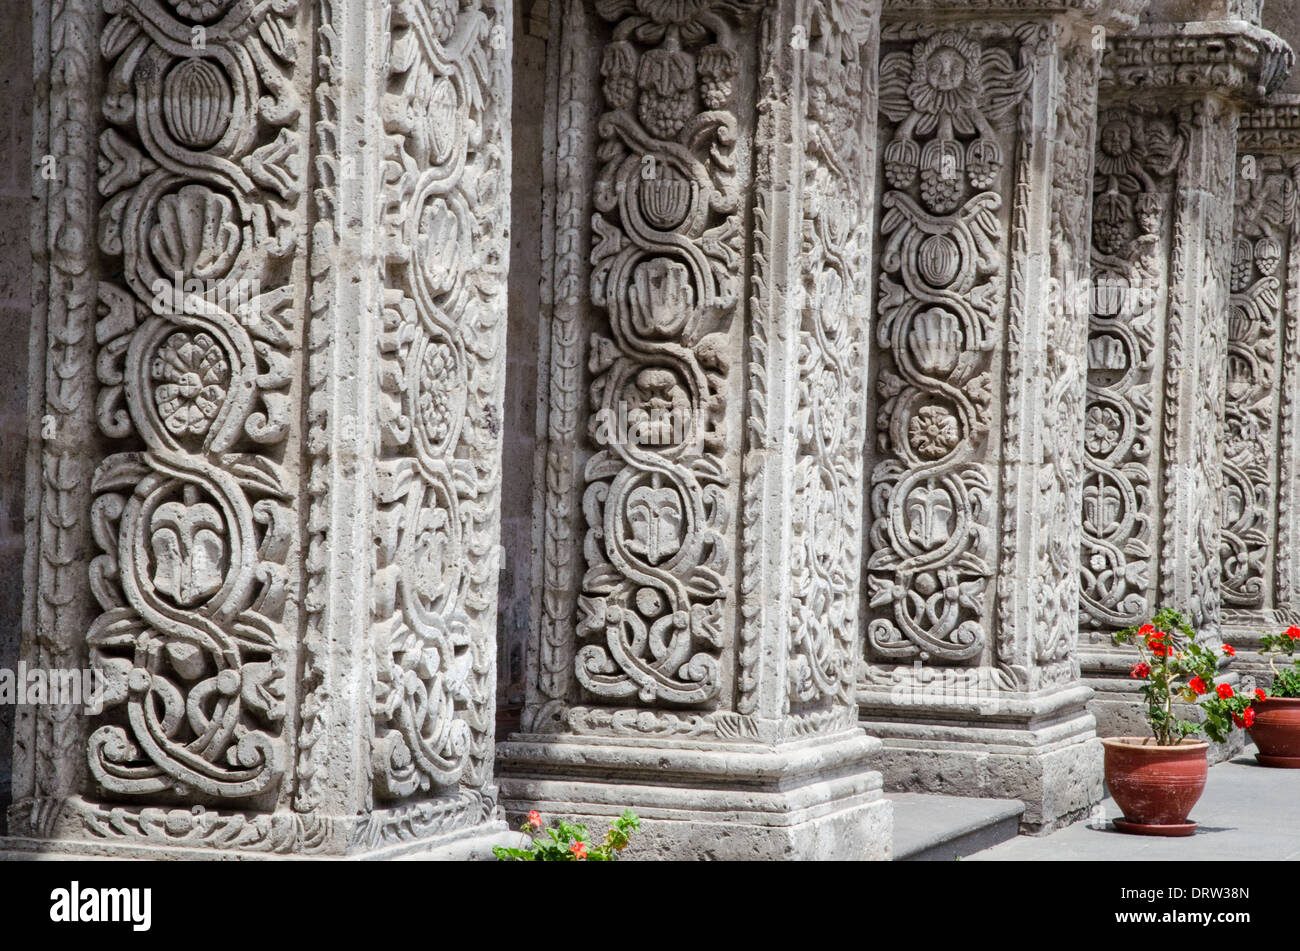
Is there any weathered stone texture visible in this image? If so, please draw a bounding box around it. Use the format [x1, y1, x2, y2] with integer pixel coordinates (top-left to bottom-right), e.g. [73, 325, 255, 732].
[0, 0, 33, 829]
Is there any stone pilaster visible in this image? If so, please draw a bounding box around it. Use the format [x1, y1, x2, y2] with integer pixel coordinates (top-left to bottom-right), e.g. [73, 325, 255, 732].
[1222, 96, 1300, 688]
[501, 0, 892, 859]
[1079, 13, 1292, 758]
[854, 0, 1141, 833]
[5, 0, 514, 859]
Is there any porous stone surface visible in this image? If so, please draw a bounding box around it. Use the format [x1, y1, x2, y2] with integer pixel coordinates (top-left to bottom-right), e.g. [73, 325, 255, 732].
[3, 0, 1298, 862]
[0, 0, 33, 832]
[5, 0, 514, 859]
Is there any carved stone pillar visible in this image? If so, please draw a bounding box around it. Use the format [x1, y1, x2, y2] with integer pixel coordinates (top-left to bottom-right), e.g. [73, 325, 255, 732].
[6, 0, 514, 858]
[854, 1, 1142, 833]
[1078, 10, 1292, 755]
[1222, 95, 1300, 687]
[501, 0, 892, 859]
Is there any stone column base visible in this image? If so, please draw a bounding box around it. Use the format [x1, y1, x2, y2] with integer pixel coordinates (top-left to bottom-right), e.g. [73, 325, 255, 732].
[858, 686, 1101, 834]
[1085, 669, 1247, 765]
[496, 730, 892, 860]
[1, 795, 513, 860]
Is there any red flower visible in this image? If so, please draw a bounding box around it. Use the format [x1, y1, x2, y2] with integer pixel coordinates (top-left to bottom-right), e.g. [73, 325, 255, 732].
[569, 841, 588, 860]
[1217, 683, 1234, 699]
[1149, 629, 1167, 641]
[1130, 662, 1151, 679]
[1256, 688, 1268, 702]
[1150, 641, 1170, 658]
[1287, 626, 1300, 641]
[1233, 708, 1256, 729]
[1188, 676, 1207, 695]
[1138, 624, 1156, 639]
[527, 810, 542, 830]
[1222, 644, 1236, 657]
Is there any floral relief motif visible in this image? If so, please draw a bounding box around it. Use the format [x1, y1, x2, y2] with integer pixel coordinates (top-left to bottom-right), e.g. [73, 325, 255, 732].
[787, 0, 875, 711]
[1080, 106, 1185, 634]
[571, 0, 762, 709]
[1220, 156, 1298, 612]
[866, 26, 1030, 666]
[82, 0, 304, 804]
[371, 0, 507, 801]
[151, 331, 230, 437]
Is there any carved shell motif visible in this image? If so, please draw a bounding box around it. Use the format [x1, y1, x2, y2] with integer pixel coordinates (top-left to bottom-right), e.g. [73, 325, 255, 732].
[163, 59, 233, 150]
[150, 184, 242, 280]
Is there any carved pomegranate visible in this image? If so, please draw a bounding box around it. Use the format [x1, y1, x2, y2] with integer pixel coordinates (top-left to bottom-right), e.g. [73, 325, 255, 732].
[163, 58, 233, 149]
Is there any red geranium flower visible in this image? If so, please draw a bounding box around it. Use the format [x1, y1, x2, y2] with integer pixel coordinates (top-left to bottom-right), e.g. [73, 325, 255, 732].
[1217, 683, 1234, 699]
[1150, 641, 1170, 658]
[1130, 662, 1151, 679]
[1233, 708, 1256, 729]
[1138, 624, 1156, 638]
[1287, 626, 1300, 640]
[1256, 688, 1268, 702]
[527, 810, 542, 830]
[1223, 644, 1236, 656]
[1188, 676, 1207, 695]
[569, 841, 588, 860]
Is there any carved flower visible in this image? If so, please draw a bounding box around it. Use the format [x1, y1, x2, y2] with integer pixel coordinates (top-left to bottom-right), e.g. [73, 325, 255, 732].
[417, 340, 459, 450]
[908, 405, 959, 459]
[152, 331, 229, 437]
[1084, 406, 1122, 456]
[905, 33, 982, 135]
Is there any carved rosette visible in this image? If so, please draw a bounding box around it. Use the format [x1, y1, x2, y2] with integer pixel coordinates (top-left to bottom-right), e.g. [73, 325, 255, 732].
[1079, 107, 1185, 637]
[373, 0, 508, 803]
[85, 0, 305, 801]
[788, 0, 875, 712]
[865, 25, 1031, 668]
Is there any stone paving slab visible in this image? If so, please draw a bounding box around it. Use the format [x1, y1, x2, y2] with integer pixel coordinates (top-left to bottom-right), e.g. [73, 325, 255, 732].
[970, 746, 1300, 861]
[891, 793, 1025, 861]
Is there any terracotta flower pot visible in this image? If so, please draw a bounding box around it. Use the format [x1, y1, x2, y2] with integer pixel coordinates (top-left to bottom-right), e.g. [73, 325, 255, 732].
[1248, 696, 1300, 767]
[1102, 737, 1209, 836]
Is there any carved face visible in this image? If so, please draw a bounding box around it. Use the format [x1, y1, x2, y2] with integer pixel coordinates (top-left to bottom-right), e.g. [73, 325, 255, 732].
[150, 497, 227, 607]
[925, 47, 967, 92]
[907, 33, 981, 122]
[1099, 120, 1132, 158]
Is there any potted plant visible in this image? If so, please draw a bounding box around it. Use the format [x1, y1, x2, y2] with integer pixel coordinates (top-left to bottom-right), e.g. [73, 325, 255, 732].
[493, 809, 641, 861]
[1249, 625, 1300, 767]
[1104, 608, 1253, 836]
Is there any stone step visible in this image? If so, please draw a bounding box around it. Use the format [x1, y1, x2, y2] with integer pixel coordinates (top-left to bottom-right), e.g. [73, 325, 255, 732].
[890, 793, 1026, 861]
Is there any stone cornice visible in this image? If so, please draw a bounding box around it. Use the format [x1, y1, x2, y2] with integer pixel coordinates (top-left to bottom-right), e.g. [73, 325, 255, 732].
[882, 0, 1148, 32]
[1102, 21, 1294, 103]
[1239, 94, 1300, 152]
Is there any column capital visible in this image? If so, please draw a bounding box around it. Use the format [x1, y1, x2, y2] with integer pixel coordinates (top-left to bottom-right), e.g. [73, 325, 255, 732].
[1239, 93, 1300, 150]
[1102, 21, 1293, 102]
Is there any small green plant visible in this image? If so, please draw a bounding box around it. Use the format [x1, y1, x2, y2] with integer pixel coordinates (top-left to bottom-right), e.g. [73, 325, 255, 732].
[1113, 607, 1254, 745]
[1258, 625, 1300, 699]
[493, 809, 641, 861]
